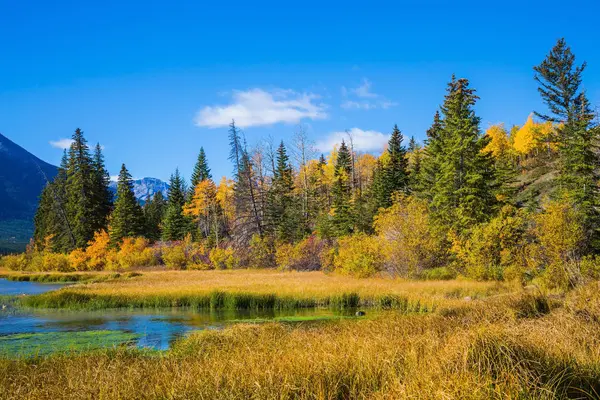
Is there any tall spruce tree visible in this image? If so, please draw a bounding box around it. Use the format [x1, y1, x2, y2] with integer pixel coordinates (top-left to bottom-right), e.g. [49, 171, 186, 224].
[386, 125, 409, 195]
[109, 164, 145, 244]
[331, 141, 354, 236]
[408, 136, 423, 189]
[534, 38, 600, 249]
[430, 76, 498, 234]
[267, 141, 300, 242]
[162, 169, 190, 241]
[416, 111, 444, 202]
[65, 128, 100, 249]
[91, 143, 113, 232]
[143, 191, 167, 241]
[34, 151, 74, 251]
[190, 147, 212, 189]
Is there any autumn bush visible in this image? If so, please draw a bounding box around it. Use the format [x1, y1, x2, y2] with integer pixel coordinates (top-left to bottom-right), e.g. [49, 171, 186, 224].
[209, 247, 238, 270]
[162, 235, 211, 270]
[247, 234, 275, 269]
[333, 233, 386, 278]
[275, 235, 328, 271]
[0, 253, 28, 271]
[374, 195, 446, 278]
[451, 205, 530, 281]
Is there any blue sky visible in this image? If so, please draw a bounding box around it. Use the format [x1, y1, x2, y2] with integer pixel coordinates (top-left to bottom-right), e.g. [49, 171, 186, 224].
[2, 0, 600, 182]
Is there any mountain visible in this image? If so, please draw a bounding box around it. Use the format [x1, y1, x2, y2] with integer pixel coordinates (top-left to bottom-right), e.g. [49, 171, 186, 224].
[0, 133, 58, 252]
[109, 177, 170, 204]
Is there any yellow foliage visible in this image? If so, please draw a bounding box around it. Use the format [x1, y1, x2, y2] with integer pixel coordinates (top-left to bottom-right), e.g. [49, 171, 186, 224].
[216, 177, 235, 227]
[209, 247, 238, 270]
[450, 206, 529, 281]
[85, 230, 110, 270]
[275, 236, 327, 271]
[68, 249, 89, 271]
[374, 195, 444, 278]
[162, 245, 188, 270]
[334, 233, 386, 278]
[184, 179, 217, 220]
[0, 254, 28, 271]
[116, 237, 156, 270]
[483, 124, 511, 158]
[41, 252, 72, 272]
[512, 114, 557, 155]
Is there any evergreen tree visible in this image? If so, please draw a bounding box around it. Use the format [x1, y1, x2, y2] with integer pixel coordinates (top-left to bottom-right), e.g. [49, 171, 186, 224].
[370, 160, 388, 211]
[430, 76, 498, 234]
[143, 191, 167, 241]
[91, 143, 113, 232]
[65, 128, 99, 249]
[162, 169, 191, 241]
[416, 111, 444, 202]
[331, 141, 354, 236]
[407, 136, 423, 189]
[386, 124, 409, 196]
[34, 151, 74, 251]
[109, 164, 145, 244]
[267, 141, 301, 242]
[534, 38, 600, 249]
[228, 120, 243, 174]
[190, 147, 212, 189]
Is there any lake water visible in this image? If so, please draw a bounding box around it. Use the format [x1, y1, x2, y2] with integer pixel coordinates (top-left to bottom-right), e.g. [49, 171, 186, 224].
[0, 279, 352, 352]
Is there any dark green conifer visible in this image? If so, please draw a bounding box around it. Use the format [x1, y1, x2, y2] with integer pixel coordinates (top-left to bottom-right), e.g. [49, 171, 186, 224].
[162, 169, 191, 241]
[190, 147, 212, 189]
[109, 164, 145, 244]
[331, 141, 354, 236]
[534, 38, 600, 249]
[143, 191, 167, 241]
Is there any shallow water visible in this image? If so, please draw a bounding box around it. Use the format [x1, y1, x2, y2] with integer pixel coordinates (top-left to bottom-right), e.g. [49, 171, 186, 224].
[0, 279, 354, 353]
[0, 278, 68, 295]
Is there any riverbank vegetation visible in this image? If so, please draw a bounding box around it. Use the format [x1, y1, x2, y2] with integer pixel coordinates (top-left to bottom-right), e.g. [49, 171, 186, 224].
[2, 284, 600, 399]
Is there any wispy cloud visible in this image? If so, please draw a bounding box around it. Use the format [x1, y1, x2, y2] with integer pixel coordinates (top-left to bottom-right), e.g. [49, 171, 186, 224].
[194, 88, 328, 128]
[49, 138, 74, 150]
[315, 128, 389, 153]
[340, 78, 397, 110]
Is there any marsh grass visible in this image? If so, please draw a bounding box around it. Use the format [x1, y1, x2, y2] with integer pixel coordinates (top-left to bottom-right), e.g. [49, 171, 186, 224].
[0, 271, 142, 283]
[2, 288, 600, 399]
[20, 270, 508, 311]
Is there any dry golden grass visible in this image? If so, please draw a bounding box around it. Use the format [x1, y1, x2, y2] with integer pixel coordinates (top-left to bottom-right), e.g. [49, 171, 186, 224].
[59, 269, 507, 300]
[2, 288, 600, 399]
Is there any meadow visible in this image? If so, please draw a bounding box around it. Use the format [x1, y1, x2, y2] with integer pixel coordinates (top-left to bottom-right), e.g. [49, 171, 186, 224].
[1, 273, 599, 399]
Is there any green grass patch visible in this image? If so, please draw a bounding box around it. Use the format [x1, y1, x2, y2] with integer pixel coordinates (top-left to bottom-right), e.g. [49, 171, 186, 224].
[22, 290, 436, 313]
[0, 330, 140, 358]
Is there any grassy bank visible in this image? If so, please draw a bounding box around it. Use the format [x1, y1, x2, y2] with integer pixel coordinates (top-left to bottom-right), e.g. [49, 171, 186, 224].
[20, 270, 509, 311]
[2, 286, 600, 399]
[0, 271, 141, 283]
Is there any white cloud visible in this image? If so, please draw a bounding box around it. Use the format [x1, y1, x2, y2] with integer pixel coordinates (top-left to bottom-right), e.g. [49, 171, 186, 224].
[340, 78, 397, 110]
[49, 138, 74, 149]
[316, 128, 389, 153]
[340, 101, 376, 110]
[110, 175, 119, 182]
[194, 88, 328, 128]
[351, 78, 377, 98]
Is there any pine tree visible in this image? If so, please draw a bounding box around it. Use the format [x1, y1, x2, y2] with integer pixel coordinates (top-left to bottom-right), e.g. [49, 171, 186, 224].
[190, 147, 212, 189]
[34, 151, 75, 251]
[65, 128, 98, 249]
[228, 120, 243, 174]
[430, 76, 498, 234]
[386, 124, 409, 196]
[91, 143, 113, 232]
[331, 141, 354, 236]
[267, 141, 301, 242]
[162, 169, 191, 241]
[109, 164, 145, 244]
[416, 111, 444, 202]
[407, 136, 423, 189]
[534, 38, 600, 249]
[144, 191, 167, 241]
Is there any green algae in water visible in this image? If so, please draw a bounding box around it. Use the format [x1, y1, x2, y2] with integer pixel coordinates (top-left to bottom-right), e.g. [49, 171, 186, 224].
[0, 330, 140, 357]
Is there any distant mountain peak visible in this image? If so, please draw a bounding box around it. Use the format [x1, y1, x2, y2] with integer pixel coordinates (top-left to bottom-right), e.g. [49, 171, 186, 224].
[109, 177, 169, 203]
